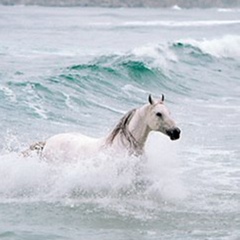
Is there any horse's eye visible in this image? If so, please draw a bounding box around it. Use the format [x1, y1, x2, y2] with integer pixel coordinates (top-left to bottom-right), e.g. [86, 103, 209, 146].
[156, 112, 162, 118]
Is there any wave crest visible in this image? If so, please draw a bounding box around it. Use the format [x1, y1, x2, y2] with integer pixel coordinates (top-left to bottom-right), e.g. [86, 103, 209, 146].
[174, 35, 240, 58]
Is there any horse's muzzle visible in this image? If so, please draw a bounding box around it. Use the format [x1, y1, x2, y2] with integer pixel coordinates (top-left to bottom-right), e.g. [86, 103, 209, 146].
[166, 127, 181, 140]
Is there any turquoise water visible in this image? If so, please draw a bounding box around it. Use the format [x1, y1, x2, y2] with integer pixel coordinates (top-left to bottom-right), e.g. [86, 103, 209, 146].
[0, 6, 240, 239]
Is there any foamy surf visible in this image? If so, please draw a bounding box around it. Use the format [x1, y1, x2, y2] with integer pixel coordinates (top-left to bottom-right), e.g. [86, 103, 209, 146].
[176, 35, 240, 58]
[0, 133, 186, 207]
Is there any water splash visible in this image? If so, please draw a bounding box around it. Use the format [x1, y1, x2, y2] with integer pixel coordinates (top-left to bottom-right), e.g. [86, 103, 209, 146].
[0, 133, 186, 209]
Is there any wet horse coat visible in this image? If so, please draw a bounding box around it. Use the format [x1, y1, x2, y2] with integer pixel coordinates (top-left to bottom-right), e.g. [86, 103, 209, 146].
[24, 95, 180, 160]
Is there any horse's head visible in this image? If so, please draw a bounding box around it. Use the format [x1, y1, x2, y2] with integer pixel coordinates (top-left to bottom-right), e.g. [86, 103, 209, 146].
[146, 94, 181, 140]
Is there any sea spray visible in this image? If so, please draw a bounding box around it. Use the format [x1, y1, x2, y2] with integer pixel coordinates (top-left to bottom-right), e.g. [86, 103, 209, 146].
[175, 35, 240, 58]
[0, 133, 186, 207]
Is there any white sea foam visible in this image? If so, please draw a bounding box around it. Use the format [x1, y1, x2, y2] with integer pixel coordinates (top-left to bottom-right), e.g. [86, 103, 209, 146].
[0, 133, 186, 205]
[171, 5, 182, 10]
[178, 35, 240, 58]
[132, 43, 178, 70]
[22, 84, 49, 120]
[217, 8, 240, 12]
[89, 19, 240, 29]
[122, 20, 240, 27]
[0, 85, 16, 102]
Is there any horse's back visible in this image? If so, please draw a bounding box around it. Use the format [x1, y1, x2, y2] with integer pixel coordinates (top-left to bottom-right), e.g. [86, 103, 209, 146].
[43, 132, 102, 161]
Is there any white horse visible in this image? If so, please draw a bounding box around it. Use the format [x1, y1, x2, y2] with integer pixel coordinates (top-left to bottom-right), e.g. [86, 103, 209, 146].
[23, 95, 181, 160]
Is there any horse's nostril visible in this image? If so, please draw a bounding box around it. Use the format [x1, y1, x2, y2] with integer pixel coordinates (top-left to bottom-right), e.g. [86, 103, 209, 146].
[173, 128, 180, 137]
[174, 128, 181, 135]
[167, 127, 181, 140]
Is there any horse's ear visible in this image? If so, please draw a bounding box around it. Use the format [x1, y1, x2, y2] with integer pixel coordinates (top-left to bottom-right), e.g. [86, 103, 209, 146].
[161, 94, 165, 102]
[148, 94, 154, 105]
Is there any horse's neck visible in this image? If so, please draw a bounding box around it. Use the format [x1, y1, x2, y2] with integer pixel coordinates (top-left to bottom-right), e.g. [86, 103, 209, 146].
[128, 105, 151, 150]
[105, 105, 151, 155]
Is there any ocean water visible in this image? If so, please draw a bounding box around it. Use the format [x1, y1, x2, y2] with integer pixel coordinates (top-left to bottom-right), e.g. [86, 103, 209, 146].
[0, 5, 240, 239]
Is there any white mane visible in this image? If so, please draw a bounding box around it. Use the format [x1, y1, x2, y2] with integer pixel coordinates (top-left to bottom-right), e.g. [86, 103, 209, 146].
[105, 109, 140, 151]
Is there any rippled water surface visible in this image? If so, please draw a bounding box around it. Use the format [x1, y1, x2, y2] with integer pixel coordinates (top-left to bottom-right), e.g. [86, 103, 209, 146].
[0, 6, 240, 240]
